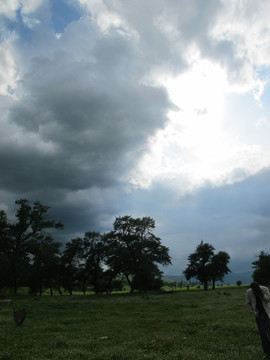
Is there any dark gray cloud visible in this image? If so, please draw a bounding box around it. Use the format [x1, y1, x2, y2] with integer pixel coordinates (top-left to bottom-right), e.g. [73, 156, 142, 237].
[1, 28, 172, 194]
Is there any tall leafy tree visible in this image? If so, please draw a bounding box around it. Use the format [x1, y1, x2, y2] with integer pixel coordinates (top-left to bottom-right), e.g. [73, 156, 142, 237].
[61, 238, 84, 295]
[209, 251, 231, 290]
[183, 241, 215, 290]
[29, 236, 62, 296]
[0, 199, 63, 294]
[252, 251, 270, 285]
[82, 232, 107, 294]
[104, 216, 171, 292]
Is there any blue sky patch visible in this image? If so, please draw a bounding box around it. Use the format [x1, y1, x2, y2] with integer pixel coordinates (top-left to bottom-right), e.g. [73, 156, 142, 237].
[50, 0, 83, 34]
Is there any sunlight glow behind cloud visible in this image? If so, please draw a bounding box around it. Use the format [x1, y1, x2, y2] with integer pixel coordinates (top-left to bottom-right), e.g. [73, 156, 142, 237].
[129, 59, 270, 191]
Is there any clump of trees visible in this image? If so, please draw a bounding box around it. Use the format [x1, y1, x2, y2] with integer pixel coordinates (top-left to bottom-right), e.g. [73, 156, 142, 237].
[183, 241, 231, 290]
[0, 200, 171, 295]
[0, 199, 63, 295]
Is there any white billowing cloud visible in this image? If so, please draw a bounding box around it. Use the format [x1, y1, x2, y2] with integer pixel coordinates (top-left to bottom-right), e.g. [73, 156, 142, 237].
[0, 0, 19, 19]
[80, 0, 270, 93]
[0, 1, 20, 96]
[78, 0, 126, 33]
[210, 0, 270, 96]
[214, 0, 270, 66]
[128, 57, 270, 192]
[0, 0, 43, 21]
[19, 0, 44, 28]
[0, 0, 44, 97]
[113, 0, 270, 192]
[20, 0, 44, 14]
[0, 37, 18, 96]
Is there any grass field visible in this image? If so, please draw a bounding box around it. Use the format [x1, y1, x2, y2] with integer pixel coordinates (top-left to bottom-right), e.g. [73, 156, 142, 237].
[0, 286, 266, 360]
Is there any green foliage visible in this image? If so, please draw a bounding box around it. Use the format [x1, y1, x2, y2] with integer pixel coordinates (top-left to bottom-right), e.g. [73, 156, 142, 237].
[209, 251, 231, 289]
[1, 201, 172, 296]
[61, 237, 85, 295]
[83, 232, 107, 293]
[0, 199, 63, 293]
[252, 251, 270, 285]
[105, 216, 171, 292]
[28, 237, 62, 296]
[61, 232, 110, 294]
[183, 241, 231, 290]
[0, 287, 263, 360]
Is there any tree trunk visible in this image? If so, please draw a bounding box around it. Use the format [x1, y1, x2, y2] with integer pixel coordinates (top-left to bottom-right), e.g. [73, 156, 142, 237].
[11, 254, 18, 295]
[124, 273, 134, 293]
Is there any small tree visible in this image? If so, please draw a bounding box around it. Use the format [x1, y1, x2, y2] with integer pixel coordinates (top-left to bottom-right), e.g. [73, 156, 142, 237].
[252, 251, 270, 285]
[183, 241, 231, 290]
[209, 251, 231, 290]
[183, 241, 214, 290]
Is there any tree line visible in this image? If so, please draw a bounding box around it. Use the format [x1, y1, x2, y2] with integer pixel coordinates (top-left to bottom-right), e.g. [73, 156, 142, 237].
[0, 199, 268, 295]
[0, 199, 171, 295]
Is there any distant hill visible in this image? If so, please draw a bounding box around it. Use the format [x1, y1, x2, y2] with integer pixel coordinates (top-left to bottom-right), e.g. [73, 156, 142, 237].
[164, 271, 253, 285]
[222, 271, 253, 285]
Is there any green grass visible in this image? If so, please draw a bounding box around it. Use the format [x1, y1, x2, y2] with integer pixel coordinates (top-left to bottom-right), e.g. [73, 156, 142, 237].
[0, 287, 265, 359]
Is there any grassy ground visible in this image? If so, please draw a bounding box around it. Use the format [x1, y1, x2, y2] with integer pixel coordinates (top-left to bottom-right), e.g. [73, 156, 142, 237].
[0, 286, 265, 360]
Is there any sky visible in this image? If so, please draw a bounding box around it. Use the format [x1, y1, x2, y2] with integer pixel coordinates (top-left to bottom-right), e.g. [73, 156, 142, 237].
[1, 0, 270, 276]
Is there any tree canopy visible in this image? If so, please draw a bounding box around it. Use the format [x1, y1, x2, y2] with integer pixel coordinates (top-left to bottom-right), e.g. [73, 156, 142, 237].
[183, 241, 231, 290]
[252, 251, 270, 285]
[104, 216, 172, 292]
[0, 199, 63, 293]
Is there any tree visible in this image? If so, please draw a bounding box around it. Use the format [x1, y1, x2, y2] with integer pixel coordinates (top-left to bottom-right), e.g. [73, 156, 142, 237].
[0, 199, 63, 294]
[183, 241, 231, 290]
[61, 238, 84, 295]
[82, 232, 107, 294]
[60, 232, 109, 295]
[28, 236, 62, 296]
[252, 251, 270, 285]
[0, 210, 13, 290]
[104, 215, 171, 292]
[183, 241, 215, 290]
[209, 251, 231, 290]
